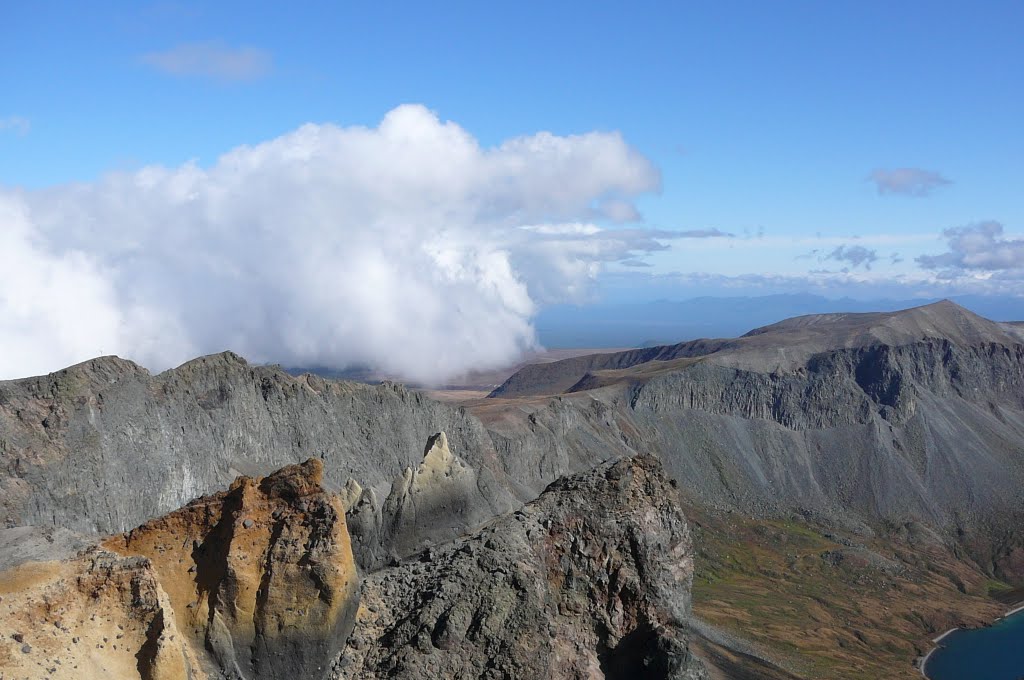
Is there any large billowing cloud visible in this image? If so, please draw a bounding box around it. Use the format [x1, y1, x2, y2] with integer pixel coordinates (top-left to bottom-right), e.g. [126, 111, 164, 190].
[0, 105, 664, 382]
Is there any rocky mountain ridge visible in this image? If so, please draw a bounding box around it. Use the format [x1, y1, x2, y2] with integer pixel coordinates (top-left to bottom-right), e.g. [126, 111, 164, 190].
[490, 300, 1024, 398]
[3, 299, 1024, 678]
[0, 351, 521, 549]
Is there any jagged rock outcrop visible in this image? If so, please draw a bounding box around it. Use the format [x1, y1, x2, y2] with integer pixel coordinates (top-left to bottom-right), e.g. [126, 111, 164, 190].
[5, 300, 1024, 678]
[1, 447, 709, 680]
[99, 458, 360, 680]
[337, 455, 708, 680]
[346, 432, 509, 570]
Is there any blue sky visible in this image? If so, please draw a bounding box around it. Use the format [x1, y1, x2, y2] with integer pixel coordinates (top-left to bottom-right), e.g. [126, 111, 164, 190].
[4, 2, 1022, 237]
[1, 1, 1023, 377]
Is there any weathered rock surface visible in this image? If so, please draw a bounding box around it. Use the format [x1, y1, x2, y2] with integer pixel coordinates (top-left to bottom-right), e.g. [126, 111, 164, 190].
[1, 449, 710, 680]
[102, 458, 360, 680]
[337, 455, 708, 680]
[0, 549, 197, 680]
[6, 300, 1021, 579]
[4, 299, 1024, 678]
[0, 525, 92, 572]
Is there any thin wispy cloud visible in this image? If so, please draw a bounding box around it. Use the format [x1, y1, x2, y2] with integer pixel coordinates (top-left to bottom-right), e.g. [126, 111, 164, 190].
[0, 116, 30, 136]
[620, 268, 1017, 299]
[869, 167, 951, 197]
[140, 42, 272, 81]
[825, 244, 878, 270]
[675, 228, 735, 238]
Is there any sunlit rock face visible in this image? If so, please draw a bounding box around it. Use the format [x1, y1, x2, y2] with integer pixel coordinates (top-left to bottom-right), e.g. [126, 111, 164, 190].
[1, 459, 362, 680]
[101, 458, 360, 680]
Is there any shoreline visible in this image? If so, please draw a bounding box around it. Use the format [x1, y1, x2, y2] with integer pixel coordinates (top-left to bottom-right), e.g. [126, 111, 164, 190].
[917, 630, 958, 678]
[917, 602, 1024, 678]
[931, 627, 961, 644]
[996, 603, 1024, 620]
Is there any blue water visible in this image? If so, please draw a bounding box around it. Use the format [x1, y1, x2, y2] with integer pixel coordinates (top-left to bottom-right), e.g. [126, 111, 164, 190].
[925, 611, 1024, 680]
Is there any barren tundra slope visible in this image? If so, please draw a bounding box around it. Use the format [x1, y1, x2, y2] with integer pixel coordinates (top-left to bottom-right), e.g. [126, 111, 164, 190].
[481, 301, 1024, 579]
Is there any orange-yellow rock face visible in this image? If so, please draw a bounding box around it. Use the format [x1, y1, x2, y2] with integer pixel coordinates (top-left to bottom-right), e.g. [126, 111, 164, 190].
[0, 551, 198, 680]
[101, 458, 360, 679]
[0, 460, 359, 680]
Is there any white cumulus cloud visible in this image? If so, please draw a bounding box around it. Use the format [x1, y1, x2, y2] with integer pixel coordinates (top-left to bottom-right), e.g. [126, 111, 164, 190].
[0, 105, 664, 382]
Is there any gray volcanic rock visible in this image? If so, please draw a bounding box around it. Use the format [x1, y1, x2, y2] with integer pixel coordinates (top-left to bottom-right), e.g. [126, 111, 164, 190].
[0, 525, 93, 572]
[0, 352, 521, 546]
[6, 300, 1024, 581]
[337, 454, 708, 680]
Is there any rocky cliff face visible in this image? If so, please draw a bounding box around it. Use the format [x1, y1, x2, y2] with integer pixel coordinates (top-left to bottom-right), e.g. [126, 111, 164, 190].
[3, 300, 1024, 678]
[345, 432, 508, 571]
[0, 351, 520, 549]
[338, 454, 707, 680]
[0, 459, 362, 680]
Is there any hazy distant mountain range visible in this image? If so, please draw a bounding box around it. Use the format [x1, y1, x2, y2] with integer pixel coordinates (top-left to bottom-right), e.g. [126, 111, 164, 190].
[535, 294, 1024, 348]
